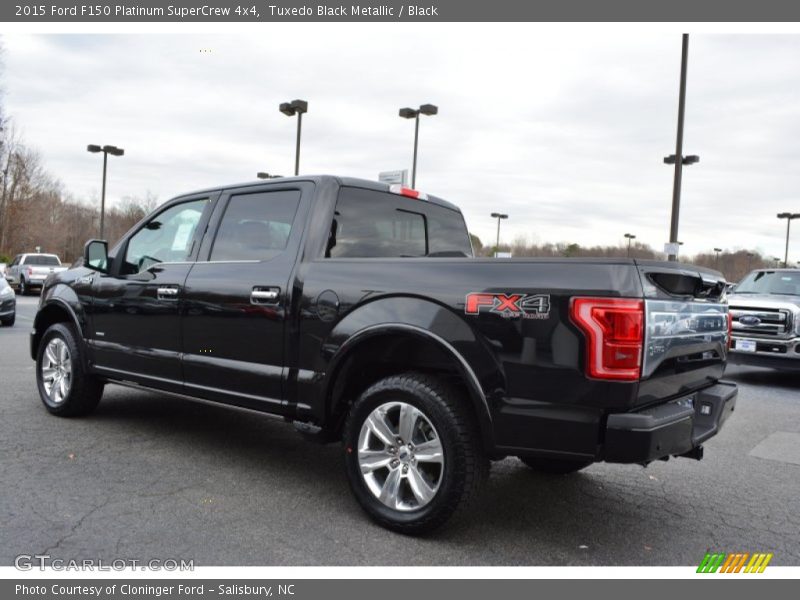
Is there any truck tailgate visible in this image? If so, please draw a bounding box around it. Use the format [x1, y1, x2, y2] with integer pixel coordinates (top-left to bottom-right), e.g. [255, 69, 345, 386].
[636, 262, 729, 407]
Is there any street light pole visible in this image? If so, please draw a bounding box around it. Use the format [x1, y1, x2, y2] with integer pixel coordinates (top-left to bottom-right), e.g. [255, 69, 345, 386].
[777, 212, 800, 267]
[279, 99, 308, 176]
[412, 112, 420, 188]
[295, 110, 303, 176]
[399, 104, 438, 188]
[100, 151, 108, 238]
[87, 144, 124, 239]
[624, 233, 636, 257]
[665, 34, 699, 262]
[714, 247, 722, 267]
[491, 212, 508, 257]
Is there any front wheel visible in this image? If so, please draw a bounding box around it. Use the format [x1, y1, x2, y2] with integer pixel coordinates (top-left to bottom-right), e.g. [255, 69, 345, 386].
[36, 323, 104, 417]
[1, 315, 14, 326]
[343, 373, 488, 534]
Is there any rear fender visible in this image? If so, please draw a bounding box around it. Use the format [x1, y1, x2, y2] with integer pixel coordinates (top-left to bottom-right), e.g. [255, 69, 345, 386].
[320, 296, 504, 449]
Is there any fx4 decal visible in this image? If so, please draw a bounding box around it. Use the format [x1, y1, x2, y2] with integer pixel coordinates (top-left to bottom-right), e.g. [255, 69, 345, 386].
[465, 293, 551, 319]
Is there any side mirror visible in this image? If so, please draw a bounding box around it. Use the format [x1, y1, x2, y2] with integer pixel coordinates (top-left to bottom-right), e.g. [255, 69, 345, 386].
[83, 239, 109, 273]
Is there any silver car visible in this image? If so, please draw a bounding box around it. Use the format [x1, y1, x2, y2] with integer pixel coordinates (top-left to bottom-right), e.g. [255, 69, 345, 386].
[0, 277, 15, 326]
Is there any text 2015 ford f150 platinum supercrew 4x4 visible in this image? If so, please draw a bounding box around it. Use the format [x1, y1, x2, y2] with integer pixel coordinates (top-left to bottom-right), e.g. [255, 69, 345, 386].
[30, 176, 737, 533]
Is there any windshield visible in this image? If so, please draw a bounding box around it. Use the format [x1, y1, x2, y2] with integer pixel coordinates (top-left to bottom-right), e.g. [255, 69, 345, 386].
[734, 271, 800, 296]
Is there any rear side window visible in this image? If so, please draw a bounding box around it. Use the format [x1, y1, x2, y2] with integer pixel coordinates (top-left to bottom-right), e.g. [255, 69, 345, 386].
[327, 187, 472, 258]
[211, 190, 301, 261]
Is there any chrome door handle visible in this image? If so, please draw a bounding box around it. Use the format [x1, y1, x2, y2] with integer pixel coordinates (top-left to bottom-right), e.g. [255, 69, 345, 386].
[157, 286, 179, 300]
[251, 287, 280, 303]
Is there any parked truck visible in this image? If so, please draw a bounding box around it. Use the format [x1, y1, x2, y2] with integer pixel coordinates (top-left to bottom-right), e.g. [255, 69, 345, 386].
[6, 253, 68, 295]
[30, 176, 737, 533]
[728, 268, 800, 370]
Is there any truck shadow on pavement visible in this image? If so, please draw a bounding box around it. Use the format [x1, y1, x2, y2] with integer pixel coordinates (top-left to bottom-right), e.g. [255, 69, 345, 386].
[73, 385, 719, 565]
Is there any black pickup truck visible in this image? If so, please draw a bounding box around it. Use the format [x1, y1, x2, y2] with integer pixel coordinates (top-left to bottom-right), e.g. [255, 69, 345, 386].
[31, 176, 737, 533]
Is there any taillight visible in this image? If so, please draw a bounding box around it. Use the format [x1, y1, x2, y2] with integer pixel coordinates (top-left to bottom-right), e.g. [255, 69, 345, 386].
[389, 184, 428, 201]
[570, 297, 644, 381]
[27, 267, 33, 276]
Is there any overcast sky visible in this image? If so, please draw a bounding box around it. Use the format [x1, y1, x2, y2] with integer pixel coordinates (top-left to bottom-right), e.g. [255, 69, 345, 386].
[3, 28, 800, 259]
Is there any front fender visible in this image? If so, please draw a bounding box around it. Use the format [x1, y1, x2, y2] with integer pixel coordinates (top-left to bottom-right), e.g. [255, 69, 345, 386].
[31, 281, 89, 361]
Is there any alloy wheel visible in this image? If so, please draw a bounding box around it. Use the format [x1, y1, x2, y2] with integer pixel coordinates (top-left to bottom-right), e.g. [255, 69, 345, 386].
[41, 337, 72, 404]
[357, 401, 444, 511]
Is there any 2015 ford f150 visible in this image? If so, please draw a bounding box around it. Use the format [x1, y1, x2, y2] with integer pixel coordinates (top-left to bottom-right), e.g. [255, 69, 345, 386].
[30, 176, 737, 533]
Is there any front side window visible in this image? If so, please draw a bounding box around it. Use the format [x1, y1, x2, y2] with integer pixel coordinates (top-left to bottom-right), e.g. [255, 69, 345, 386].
[210, 190, 301, 261]
[122, 198, 208, 275]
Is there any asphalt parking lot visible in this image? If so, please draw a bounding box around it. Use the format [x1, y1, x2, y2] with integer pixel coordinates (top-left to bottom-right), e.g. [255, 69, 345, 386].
[1, 295, 798, 566]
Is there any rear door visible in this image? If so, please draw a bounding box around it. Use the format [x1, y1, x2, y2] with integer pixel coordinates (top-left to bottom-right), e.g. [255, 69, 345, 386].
[180, 182, 311, 413]
[89, 194, 216, 390]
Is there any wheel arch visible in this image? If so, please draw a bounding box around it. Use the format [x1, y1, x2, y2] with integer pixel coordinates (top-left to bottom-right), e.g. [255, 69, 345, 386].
[322, 322, 496, 452]
[31, 297, 86, 363]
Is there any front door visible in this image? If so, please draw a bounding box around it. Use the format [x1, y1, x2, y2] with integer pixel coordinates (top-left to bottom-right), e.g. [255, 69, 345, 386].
[89, 195, 214, 390]
[181, 185, 308, 413]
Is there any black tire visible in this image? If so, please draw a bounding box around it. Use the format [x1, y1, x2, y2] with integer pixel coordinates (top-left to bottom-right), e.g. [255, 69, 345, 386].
[1, 315, 14, 326]
[343, 372, 489, 535]
[519, 456, 593, 475]
[36, 322, 104, 417]
[18, 278, 28, 296]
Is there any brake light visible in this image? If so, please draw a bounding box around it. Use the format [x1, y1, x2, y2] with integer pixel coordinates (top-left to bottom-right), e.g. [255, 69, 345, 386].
[389, 184, 428, 201]
[570, 297, 644, 381]
[27, 267, 33, 276]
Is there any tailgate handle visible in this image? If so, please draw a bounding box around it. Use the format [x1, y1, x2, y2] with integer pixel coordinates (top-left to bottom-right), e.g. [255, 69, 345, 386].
[251, 287, 280, 303]
[157, 286, 179, 300]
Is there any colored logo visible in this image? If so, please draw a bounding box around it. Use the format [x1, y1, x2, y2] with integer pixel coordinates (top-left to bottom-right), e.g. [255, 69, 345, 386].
[697, 552, 773, 573]
[464, 293, 550, 319]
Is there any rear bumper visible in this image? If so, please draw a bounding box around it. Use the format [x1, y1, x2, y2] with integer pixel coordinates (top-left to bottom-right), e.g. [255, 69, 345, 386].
[604, 381, 737, 463]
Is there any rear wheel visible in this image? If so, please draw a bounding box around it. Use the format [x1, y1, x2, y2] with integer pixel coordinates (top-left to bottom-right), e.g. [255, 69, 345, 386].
[519, 456, 593, 475]
[19, 278, 28, 296]
[36, 323, 104, 417]
[343, 373, 488, 534]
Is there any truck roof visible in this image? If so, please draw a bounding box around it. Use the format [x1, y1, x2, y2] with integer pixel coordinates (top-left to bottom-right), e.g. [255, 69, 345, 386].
[175, 175, 462, 213]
